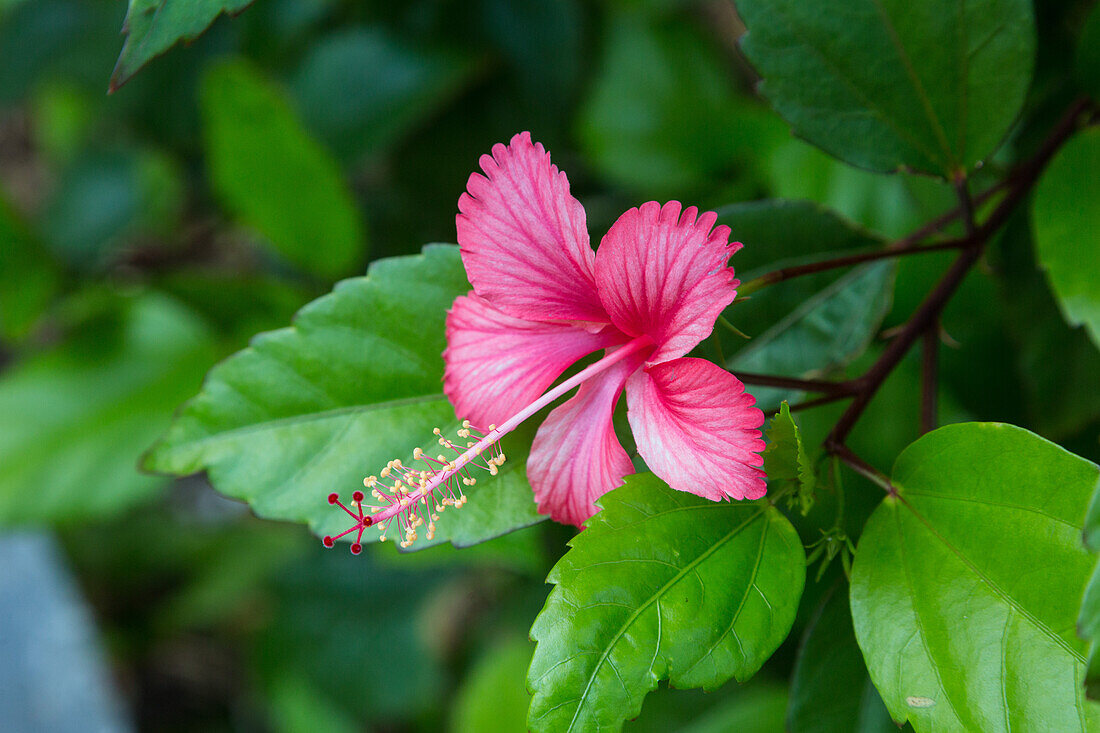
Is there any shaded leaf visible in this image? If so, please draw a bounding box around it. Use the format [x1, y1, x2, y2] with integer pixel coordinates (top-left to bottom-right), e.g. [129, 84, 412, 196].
[0, 294, 216, 524]
[717, 201, 895, 409]
[579, 11, 785, 196]
[40, 148, 184, 266]
[0, 198, 59, 340]
[452, 637, 533, 733]
[110, 0, 253, 90]
[200, 59, 365, 279]
[851, 422, 1100, 730]
[291, 28, 481, 162]
[1078, 4, 1100, 101]
[717, 203, 895, 410]
[736, 0, 1036, 176]
[787, 582, 897, 733]
[145, 246, 545, 550]
[1031, 127, 1100, 348]
[528, 473, 805, 732]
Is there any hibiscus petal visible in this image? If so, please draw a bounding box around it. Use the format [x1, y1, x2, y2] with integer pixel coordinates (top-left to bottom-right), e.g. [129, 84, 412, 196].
[527, 352, 644, 527]
[443, 293, 619, 427]
[594, 200, 740, 363]
[627, 357, 766, 502]
[456, 132, 607, 324]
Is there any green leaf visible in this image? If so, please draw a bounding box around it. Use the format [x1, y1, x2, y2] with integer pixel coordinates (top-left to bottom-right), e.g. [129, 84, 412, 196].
[110, 0, 253, 90]
[1031, 127, 1100, 349]
[0, 294, 216, 524]
[763, 402, 815, 514]
[718, 201, 895, 410]
[40, 148, 184, 266]
[787, 583, 897, 733]
[1078, 4, 1100, 101]
[0, 197, 59, 340]
[528, 473, 805, 732]
[579, 11, 786, 196]
[200, 60, 365, 279]
[290, 28, 480, 162]
[452, 637, 534, 733]
[1079, 476, 1100, 698]
[145, 246, 545, 550]
[736, 0, 1036, 176]
[253, 551, 448, 720]
[662, 683, 787, 733]
[850, 422, 1100, 730]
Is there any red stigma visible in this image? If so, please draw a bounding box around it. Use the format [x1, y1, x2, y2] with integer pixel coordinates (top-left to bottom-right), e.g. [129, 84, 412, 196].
[322, 491, 373, 555]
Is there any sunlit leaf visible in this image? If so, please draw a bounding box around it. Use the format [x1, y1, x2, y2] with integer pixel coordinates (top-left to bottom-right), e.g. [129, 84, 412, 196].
[145, 246, 545, 550]
[528, 473, 805, 732]
[851, 422, 1100, 730]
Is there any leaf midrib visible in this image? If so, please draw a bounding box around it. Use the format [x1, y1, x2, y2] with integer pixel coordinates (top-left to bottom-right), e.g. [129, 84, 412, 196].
[562, 504, 770, 731]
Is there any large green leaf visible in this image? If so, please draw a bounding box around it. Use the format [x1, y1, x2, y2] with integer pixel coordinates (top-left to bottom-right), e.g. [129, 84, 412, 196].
[787, 583, 897, 733]
[736, 0, 1036, 176]
[527, 473, 805, 732]
[145, 246, 545, 550]
[200, 60, 365, 279]
[716, 201, 895, 409]
[0, 294, 216, 524]
[110, 0, 253, 90]
[850, 422, 1100, 731]
[1031, 127, 1100, 349]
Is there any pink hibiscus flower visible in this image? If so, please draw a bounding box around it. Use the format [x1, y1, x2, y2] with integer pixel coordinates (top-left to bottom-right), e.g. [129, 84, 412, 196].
[323, 133, 766, 551]
[444, 132, 766, 526]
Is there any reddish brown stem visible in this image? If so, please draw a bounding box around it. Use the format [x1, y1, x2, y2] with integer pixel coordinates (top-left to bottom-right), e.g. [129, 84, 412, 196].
[733, 371, 856, 396]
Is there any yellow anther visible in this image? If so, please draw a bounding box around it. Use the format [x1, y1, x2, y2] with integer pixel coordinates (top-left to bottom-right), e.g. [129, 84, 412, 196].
[488, 424, 496, 431]
[380, 466, 391, 478]
[467, 441, 475, 448]
[489, 465, 498, 476]
[431, 514, 439, 522]
[371, 506, 380, 513]
[462, 420, 471, 429]
[433, 427, 442, 436]
[394, 459, 404, 468]
[399, 498, 409, 507]
[412, 447, 423, 459]
[438, 437, 447, 446]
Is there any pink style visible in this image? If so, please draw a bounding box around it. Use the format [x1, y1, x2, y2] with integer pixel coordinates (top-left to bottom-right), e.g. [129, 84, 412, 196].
[445, 132, 767, 527]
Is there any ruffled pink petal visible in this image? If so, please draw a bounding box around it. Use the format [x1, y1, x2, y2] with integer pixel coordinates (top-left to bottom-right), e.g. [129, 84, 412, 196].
[594, 201, 740, 364]
[627, 357, 766, 502]
[526, 351, 645, 527]
[443, 293, 620, 427]
[456, 132, 608, 324]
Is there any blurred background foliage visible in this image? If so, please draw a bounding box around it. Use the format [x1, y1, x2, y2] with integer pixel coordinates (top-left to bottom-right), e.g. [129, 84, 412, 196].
[0, 0, 1097, 730]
